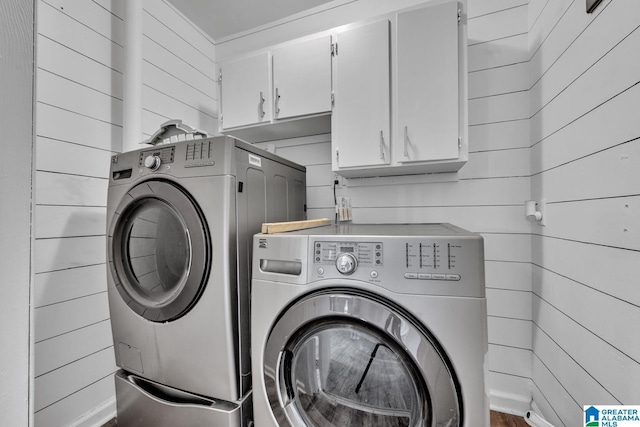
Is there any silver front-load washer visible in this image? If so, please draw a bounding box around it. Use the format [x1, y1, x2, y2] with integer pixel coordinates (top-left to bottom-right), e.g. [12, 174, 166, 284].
[106, 136, 306, 426]
[251, 223, 489, 427]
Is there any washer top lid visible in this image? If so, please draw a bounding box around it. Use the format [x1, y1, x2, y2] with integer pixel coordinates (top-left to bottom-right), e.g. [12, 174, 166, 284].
[272, 223, 478, 238]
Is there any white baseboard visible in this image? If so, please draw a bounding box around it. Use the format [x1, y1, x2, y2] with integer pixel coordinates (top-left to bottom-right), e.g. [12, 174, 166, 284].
[69, 397, 116, 427]
[490, 389, 531, 417]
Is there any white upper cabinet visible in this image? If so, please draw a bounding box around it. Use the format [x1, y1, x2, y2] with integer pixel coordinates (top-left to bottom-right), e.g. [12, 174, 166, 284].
[395, 0, 460, 164]
[332, 20, 391, 170]
[219, 52, 270, 130]
[272, 35, 332, 120]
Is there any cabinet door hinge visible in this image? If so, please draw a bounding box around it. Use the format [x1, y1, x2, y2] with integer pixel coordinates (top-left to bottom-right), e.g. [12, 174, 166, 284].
[458, 8, 461, 23]
[331, 91, 335, 108]
[336, 148, 339, 166]
[458, 136, 462, 149]
[331, 42, 338, 56]
[219, 69, 222, 83]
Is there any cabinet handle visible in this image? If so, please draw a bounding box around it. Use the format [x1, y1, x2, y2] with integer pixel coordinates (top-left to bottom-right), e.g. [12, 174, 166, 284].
[259, 91, 265, 119]
[379, 130, 385, 160]
[275, 87, 281, 115]
[404, 126, 409, 157]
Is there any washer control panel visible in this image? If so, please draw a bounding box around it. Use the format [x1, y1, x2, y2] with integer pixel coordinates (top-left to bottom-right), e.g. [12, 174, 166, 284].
[309, 235, 484, 297]
[314, 241, 383, 273]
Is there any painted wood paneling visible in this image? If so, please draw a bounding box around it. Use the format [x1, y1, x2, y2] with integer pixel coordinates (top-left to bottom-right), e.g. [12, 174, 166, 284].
[468, 33, 528, 72]
[34, 293, 110, 343]
[532, 141, 640, 204]
[487, 288, 531, 321]
[37, 70, 123, 125]
[467, 0, 528, 19]
[531, 82, 640, 175]
[469, 119, 530, 152]
[34, 347, 116, 412]
[143, 0, 214, 61]
[0, 0, 34, 423]
[38, 0, 123, 71]
[469, 91, 529, 126]
[33, 0, 224, 423]
[460, 148, 529, 179]
[485, 261, 531, 292]
[37, 35, 123, 99]
[533, 265, 640, 364]
[141, 6, 215, 76]
[531, 0, 639, 114]
[36, 172, 108, 207]
[489, 344, 532, 378]
[36, 103, 122, 152]
[532, 235, 639, 307]
[533, 295, 640, 404]
[142, 35, 215, 98]
[33, 376, 114, 427]
[538, 197, 640, 251]
[468, 4, 527, 45]
[531, 25, 640, 145]
[531, 355, 578, 426]
[35, 320, 113, 377]
[42, 0, 124, 45]
[468, 62, 529, 99]
[488, 316, 532, 350]
[36, 137, 113, 178]
[34, 264, 108, 308]
[35, 205, 106, 239]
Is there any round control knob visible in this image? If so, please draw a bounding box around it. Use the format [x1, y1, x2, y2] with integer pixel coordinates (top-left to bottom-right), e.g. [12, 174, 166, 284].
[144, 155, 161, 171]
[335, 253, 357, 275]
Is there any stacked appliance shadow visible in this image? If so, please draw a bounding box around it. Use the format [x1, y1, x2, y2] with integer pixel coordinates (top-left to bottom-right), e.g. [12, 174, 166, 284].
[106, 136, 306, 426]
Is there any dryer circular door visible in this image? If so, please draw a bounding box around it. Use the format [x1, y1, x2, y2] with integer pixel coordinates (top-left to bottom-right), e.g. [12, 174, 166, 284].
[263, 289, 461, 427]
[108, 180, 210, 322]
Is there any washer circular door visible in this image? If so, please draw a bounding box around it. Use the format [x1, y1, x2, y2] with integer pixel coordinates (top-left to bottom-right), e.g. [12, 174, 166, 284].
[264, 290, 461, 427]
[108, 180, 210, 322]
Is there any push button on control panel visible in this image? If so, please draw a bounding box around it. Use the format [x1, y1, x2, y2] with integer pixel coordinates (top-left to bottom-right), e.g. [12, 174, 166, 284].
[404, 272, 462, 281]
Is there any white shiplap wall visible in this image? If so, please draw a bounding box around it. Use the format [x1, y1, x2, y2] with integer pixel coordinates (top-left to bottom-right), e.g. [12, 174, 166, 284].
[231, 0, 535, 412]
[33, 0, 216, 425]
[0, 0, 35, 425]
[528, 0, 640, 425]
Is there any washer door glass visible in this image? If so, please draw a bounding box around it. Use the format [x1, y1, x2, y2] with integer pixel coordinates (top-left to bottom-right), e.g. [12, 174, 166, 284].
[287, 320, 425, 427]
[125, 199, 190, 302]
[109, 180, 210, 322]
[264, 291, 461, 427]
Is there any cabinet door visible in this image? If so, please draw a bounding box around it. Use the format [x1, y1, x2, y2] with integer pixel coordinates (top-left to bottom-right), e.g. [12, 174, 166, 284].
[272, 36, 332, 120]
[332, 20, 390, 170]
[219, 52, 270, 130]
[396, 0, 459, 162]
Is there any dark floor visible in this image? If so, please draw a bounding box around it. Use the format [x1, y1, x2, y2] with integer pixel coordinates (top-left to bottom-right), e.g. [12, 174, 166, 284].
[102, 410, 527, 426]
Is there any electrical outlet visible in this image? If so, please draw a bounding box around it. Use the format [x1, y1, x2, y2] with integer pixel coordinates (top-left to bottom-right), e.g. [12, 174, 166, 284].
[333, 173, 343, 187]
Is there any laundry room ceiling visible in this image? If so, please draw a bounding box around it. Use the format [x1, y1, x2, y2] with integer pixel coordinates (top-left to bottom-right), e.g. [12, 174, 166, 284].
[167, 0, 335, 41]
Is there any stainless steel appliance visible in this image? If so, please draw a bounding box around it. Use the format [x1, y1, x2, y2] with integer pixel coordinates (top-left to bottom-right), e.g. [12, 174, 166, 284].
[251, 223, 489, 427]
[106, 136, 306, 426]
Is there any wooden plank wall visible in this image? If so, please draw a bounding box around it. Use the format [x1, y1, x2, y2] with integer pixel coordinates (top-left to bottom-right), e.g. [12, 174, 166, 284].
[0, 0, 35, 425]
[528, 0, 640, 425]
[140, 0, 217, 140]
[33, 0, 215, 425]
[240, 0, 535, 413]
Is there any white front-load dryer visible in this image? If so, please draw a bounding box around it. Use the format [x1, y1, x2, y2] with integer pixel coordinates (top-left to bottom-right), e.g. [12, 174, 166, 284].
[106, 136, 306, 426]
[251, 223, 489, 427]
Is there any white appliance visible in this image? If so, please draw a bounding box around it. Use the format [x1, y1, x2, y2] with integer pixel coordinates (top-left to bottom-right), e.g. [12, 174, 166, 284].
[106, 136, 306, 426]
[251, 223, 489, 427]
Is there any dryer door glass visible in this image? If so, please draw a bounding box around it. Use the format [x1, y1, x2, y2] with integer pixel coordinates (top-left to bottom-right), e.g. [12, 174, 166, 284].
[109, 180, 210, 322]
[264, 292, 461, 427]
